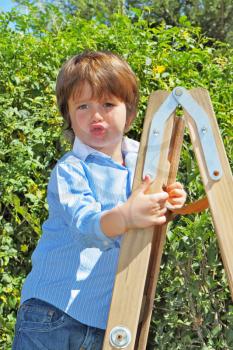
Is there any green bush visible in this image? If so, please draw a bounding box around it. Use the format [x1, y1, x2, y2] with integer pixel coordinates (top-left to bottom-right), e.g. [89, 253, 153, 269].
[0, 4, 232, 349]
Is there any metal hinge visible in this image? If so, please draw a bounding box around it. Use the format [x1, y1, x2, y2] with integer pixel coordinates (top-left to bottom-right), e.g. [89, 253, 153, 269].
[143, 86, 222, 182]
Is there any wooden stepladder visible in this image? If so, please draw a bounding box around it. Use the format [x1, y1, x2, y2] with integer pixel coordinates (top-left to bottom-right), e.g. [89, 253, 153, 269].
[103, 87, 233, 349]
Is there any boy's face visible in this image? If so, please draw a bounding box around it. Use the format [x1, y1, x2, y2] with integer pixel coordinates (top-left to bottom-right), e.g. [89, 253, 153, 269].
[68, 82, 131, 159]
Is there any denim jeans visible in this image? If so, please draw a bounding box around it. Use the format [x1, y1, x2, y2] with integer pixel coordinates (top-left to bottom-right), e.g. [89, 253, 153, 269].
[12, 298, 105, 350]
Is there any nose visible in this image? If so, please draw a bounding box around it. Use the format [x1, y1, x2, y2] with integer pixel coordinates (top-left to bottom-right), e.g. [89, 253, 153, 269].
[92, 106, 104, 122]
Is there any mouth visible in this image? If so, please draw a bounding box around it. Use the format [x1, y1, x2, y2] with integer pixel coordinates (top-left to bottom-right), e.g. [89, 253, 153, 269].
[90, 124, 106, 137]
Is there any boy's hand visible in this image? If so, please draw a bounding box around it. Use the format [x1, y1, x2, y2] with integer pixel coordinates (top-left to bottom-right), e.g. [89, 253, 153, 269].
[164, 182, 187, 210]
[101, 179, 187, 238]
[120, 176, 169, 230]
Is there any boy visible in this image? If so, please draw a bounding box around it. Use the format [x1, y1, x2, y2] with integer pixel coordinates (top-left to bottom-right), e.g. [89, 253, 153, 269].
[12, 51, 186, 350]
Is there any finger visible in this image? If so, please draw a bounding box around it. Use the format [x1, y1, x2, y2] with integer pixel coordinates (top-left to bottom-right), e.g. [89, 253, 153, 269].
[153, 215, 167, 225]
[143, 174, 151, 181]
[151, 191, 169, 202]
[166, 203, 184, 210]
[167, 196, 185, 203]
[151, 206, 167, 216]
[150, 203, 160, 213]
[158, 207, 167, 216]
[167, 189, 186, 198]
[165, 182, 184, 191]
[168, 199, 186, 210]
[140, 175, 152, 193]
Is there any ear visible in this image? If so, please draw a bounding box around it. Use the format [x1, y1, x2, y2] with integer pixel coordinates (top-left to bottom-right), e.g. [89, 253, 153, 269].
[124, 112, 136, 132]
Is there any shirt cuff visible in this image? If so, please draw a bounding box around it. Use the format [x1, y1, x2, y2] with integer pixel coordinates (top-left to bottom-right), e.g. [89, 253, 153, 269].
[93, 211, 120, 250]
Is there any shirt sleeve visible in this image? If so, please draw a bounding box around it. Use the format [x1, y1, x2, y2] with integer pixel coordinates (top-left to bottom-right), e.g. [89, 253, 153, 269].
[47, 159, 118, 250]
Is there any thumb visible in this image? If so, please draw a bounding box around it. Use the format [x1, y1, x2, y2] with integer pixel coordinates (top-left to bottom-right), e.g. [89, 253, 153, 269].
[140, 175, 152, 193]
[153, 191, 169, 202]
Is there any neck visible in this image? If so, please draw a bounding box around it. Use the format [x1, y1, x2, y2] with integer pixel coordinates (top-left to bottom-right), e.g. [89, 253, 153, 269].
[111, 148, 123, 164]
[99, 141, 123, 164]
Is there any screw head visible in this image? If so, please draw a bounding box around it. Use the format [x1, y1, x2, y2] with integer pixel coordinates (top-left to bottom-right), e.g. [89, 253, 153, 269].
[175, 87, 183, 96]
[201, 127, 207, 134]
[109, 326, 131, 348]
[153, 129, 159, 136]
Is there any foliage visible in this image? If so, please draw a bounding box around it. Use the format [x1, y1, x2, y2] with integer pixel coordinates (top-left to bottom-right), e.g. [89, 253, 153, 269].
[0, 3, 232, 349]
[149, 215, 233, 349]
[14, 0, 233, 45]
[129, 0, 233, 46]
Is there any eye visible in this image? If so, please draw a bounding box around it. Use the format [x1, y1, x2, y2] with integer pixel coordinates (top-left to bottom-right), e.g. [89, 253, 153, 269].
[77, 104, 88, 110]
[103, 102, 115, 108]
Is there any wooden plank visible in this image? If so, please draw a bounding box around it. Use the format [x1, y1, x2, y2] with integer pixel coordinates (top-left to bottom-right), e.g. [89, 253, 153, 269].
[103, 91, 174, 349]
[184, 88, 233, 299]
[103, 87, 233, 350]
[136, 116, 185, 350]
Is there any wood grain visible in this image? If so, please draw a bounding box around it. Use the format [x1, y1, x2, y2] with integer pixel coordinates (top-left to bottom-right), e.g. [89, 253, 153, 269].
[102, 88, 233, 350]
[103, 91, 174, 349]
[184, 88, 233, 298]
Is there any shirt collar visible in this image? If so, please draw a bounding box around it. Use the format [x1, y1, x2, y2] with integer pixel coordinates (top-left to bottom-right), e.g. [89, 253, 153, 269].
[72, 136, 139, 161]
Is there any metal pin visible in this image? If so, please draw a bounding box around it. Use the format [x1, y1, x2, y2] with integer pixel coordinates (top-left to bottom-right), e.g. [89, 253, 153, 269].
[175, 88, 183, 96]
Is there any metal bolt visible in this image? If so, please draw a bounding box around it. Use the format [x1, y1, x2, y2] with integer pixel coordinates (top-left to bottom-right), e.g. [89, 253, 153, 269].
[175, 87, 183, 96]
[201, 127, 207, 134]
[153, 129, 159, 136]
[109, 326, 131, 349]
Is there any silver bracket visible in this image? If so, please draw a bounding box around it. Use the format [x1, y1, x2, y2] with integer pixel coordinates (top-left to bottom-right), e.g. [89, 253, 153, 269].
[109, 326, 131, 348]
[143, 86, 222, 181]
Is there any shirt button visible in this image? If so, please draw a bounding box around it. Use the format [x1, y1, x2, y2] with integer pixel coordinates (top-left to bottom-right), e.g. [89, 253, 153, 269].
[103, 241, 109, 246]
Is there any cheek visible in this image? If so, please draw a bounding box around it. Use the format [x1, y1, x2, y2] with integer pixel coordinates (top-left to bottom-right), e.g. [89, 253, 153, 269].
[115, 106, 127, 126]
[71, 113, 86, 129]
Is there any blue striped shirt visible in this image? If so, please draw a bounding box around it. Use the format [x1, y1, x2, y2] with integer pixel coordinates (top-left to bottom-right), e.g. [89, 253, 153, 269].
[21, 136, 139, 329]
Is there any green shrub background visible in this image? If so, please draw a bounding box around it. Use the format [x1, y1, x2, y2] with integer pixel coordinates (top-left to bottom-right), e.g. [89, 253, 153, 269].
[0, 4, 232, 349]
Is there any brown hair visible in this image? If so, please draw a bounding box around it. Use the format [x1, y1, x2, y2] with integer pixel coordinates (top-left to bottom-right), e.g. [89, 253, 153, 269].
[56, 51, 139, 142]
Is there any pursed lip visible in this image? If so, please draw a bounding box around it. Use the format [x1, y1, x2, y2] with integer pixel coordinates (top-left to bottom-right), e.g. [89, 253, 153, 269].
[90, 123, 105, 131]
[90, 123, 107, 136]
